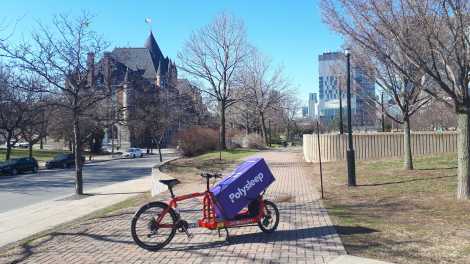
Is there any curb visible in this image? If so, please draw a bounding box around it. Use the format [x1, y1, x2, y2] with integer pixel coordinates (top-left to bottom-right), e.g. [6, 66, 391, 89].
[328, 255, 395, 264]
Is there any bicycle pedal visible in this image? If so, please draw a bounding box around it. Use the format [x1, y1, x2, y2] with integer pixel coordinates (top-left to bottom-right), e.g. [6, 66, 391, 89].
[184, 229, 193, 240]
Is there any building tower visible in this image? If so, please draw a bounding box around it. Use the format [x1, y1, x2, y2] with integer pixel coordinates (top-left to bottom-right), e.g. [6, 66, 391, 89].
[317, 51, 375, 128]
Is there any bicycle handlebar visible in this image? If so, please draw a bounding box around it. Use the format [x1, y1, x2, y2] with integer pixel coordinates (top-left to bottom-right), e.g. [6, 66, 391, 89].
[200, 172, 222, 179]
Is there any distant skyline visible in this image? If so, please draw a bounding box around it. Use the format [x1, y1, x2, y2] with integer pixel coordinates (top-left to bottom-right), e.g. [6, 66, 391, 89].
[0, 0, 344, 105]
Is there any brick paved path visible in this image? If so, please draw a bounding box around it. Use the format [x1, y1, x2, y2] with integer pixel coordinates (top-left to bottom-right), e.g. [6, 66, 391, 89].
[0, 149, 345, 264]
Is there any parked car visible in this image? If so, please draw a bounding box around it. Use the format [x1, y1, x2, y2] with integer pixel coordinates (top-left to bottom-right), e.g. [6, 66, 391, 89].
[46, 153, 85, 169]
[2, 141, 18, 149]
[17, 142, 30, 149]
[0, 157, 39, 175]
[122, 148, 143, 158]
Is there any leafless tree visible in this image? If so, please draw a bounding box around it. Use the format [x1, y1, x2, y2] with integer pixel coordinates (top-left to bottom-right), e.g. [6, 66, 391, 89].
[280, 94, 301, 143]
[353, 45, 431, 170]
[178, 12, 250, 150]
[227, 96, 258, 136]
[11, 73, 50, 158]
[411, 97, 457, 130]
[239, 49, 290, 145]
[0, 66, 29, 160]
[321, 0, 470, 199]
[129, 83, 175, 161]
[21, 105, 48, 158]
[0, 12, 109, 195]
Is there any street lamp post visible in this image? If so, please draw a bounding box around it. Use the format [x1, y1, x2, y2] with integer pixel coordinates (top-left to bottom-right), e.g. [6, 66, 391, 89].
[381, 92, 385, 132]
[339, 84, 344, 134]
[345, 48, 356, 186]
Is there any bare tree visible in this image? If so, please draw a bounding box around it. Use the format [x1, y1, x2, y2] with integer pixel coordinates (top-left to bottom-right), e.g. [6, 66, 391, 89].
[14, 74, 50, 158]
[354, 45, 431, 170]
[21, 104, 48, 158]
[226, 94, 258, 136]
[411, 97, 457, 130]
[239, 49, 290, 145]
[178, 12, 250, 150]
[131, 85, 178, 162]
[321, 0, 470, 199]
[0, 66, 29, 160]
[281, 94, 301, 143]
[0, 13, 109, 195]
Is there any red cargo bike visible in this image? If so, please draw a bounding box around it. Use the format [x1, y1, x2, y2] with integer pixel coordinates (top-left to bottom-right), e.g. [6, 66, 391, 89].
[130, 172, 279, 251]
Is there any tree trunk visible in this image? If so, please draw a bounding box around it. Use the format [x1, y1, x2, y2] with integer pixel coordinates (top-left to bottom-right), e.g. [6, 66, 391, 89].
[5, 144, 11, 161]
[158, 144, 163, 162]
[259, 112, 268, 146]
[111, 137, 114, 154]
[5, 132, 12, 160]
[245, 114, 249, 136]
[28, 143, 33, 158]
[219, 103, 226, 150]
[286, 127, 290, 143]
[40, 137, 44, 150]
[403, 117, 413, 170]
[73, 117, 84, 195]
[457, 112, 470, 199]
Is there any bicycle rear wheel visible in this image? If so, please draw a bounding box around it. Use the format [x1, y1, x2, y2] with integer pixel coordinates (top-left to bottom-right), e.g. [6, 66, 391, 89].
[257, 200, 279, 233]
[131, 202, 177, 251]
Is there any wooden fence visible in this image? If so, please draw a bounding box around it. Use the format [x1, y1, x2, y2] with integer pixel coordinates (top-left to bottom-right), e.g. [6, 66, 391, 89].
[303, 132, 457, 163]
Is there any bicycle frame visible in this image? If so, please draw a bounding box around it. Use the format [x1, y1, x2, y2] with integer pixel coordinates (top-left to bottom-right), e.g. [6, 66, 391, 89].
[156, 190, 266, 230]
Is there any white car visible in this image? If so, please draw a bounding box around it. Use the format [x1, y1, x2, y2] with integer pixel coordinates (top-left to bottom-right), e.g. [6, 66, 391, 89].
[122, 148, 143, 158]
[17, 142, 30, 149]
[3, 141, 18, 149]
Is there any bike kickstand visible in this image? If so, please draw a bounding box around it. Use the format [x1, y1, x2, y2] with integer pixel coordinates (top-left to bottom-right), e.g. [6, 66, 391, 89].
[224, 227, 230, 242]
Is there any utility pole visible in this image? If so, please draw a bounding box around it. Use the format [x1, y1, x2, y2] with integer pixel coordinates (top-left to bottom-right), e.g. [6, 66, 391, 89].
[345, 49, 356, 186]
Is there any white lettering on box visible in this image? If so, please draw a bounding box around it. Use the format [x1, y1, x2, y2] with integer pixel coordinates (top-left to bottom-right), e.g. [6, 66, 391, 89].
[228, 173, 264, 203]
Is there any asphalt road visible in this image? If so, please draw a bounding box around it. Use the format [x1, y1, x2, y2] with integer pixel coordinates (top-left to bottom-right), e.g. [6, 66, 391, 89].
[0, 151, 178, 213]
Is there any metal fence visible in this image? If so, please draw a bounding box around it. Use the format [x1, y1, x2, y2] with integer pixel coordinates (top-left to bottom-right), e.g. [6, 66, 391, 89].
[303, 132, 457, 163]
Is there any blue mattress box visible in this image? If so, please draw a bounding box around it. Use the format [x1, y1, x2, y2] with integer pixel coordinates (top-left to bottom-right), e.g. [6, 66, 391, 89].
[210, 157, 275, 219]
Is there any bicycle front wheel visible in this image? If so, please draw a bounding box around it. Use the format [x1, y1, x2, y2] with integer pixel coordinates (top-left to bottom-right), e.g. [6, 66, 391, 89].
[131, 201, 177, 251]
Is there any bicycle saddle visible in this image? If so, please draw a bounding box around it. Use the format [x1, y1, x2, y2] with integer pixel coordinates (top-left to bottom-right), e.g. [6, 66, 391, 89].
[159, 179, 180, 188]
[200, 172, 222, 179]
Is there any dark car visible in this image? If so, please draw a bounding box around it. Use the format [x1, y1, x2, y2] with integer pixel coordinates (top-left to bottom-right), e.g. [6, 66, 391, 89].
[46, 153, 85, 169]
[0, 157, 39, 175]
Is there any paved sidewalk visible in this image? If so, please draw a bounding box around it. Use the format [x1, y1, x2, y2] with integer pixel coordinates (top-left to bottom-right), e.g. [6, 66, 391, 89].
[0, 149, 372, 263]
[0, 175, 151, 248]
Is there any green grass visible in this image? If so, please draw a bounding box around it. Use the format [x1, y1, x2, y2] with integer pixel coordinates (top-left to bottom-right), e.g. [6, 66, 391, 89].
[194, 148, 259, 162]
[0, 148, 69, 162]
[320, 153, 470, 264]
[162, 148, 260, 183]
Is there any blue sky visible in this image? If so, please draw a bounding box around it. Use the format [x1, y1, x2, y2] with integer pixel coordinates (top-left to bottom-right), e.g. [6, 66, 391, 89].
[1, 0, 343, 105]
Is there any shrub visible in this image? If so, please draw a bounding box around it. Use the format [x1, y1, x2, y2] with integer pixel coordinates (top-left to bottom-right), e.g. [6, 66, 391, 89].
[227, 129, 244, 149]
[174, 128, 219, 157]
[243, 133, 267, 150]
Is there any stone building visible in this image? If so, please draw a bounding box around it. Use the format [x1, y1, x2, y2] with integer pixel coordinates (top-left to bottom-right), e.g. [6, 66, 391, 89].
[93, 31, 181, 150]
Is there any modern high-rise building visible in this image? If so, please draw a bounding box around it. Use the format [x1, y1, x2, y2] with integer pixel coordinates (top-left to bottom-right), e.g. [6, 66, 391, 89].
[318, 51, 375, 128]
[302, 106, 309, 118]
[308, 93, 318, 119]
